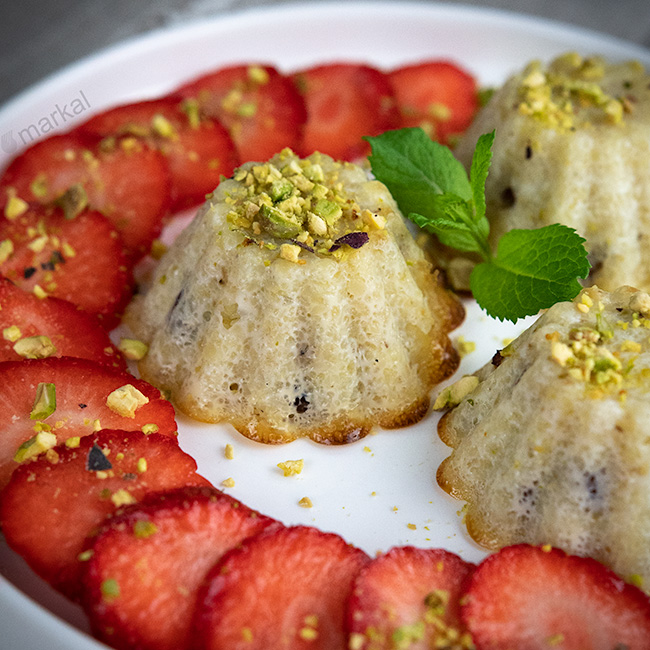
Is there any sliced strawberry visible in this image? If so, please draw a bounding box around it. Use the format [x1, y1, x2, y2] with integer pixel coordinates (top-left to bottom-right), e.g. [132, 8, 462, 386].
[0, 356, 177, 490]
[79, 97, 238, 211]
[0, 131, 171, 257]
[0, 277, 126, 369]
[463, 544, 650, 650]
[388, 61, 479, 145]
[194, 525, 369, 650]
[176, 64, 306, 162]
[292, 63, 399, 160]
[347, 546, 475, 649]
[82, 486, 278, 650]
[0, 203, 133, 328]
[0, 430, 209, 599]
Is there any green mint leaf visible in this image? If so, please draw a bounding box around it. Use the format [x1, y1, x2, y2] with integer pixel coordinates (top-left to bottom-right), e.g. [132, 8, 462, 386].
[470, 224, 590, 322]
[409, 212, 483, 253]
[365, 128, 471, 221]
[468, 131, 494, 232]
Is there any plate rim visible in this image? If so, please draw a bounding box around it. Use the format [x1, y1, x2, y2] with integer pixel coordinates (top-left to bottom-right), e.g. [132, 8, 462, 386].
[1, 2, 650, 648]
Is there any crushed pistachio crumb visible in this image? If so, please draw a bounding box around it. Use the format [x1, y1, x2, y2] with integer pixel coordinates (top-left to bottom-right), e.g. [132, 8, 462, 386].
[13, 335, 57, 359]
[4, 195, 29, 220]
[433, 376, 479, 410]
[222, 477, 235, 488]
[14, 431, 57, 463]
[111, 489, 137, 507]
[118, 338, 149, 361]
[133, 520, 158, 539]
[106, 384, 149, 418]
[30, 382, 56, 420]
[298, 496, 313, 508]
[0, 239, 14, 263]
[100, 578, 120, 601]
[3, 325, 21, 342]
[142, 423, 159, 435]
[277, 459, 304, 476]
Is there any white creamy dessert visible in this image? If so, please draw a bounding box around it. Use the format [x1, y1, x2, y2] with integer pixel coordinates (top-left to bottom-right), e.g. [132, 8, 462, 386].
[126, 149, 463, 444]
[437, 285, 650, 590]
[453, 53, 650, 292]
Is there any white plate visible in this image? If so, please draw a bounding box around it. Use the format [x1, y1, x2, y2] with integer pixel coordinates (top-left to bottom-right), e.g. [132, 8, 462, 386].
[1, 3, 650, 648]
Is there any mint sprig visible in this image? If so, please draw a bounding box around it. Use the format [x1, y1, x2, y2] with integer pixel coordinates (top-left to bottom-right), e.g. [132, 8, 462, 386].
[365, 128, 590, 322]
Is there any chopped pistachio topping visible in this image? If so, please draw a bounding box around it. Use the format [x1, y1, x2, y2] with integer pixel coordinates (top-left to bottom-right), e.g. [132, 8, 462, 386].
[30, 382, 57, 420]
[3, 325, 21, 342]
[0, 239, 14, 263]
[55, 183, 88, 220]
[151, 113, 177, 139]
[118, 338, 149, 361]
[100, 579, 120, 601]
[133, 520, 158, 539]
[516, 53, 647, 130]
[433, 376, 480, 410]
[142, 423, 159, 435]
[106, 384, 149, 418]
[277, 459, 304, 476]
[14, 431, 57, 463]
[111, 488, 137, 507]
[298, 496, 313, 508]
[225, 149, 380, 259]
[222, 477, 235, 488]
[5, 195, 29, 220]
[13, 335, 57, 359]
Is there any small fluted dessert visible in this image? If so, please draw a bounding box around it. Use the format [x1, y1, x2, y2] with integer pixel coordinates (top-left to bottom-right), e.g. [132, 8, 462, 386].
[452, 53, 650, 292]
[126, 149, 463, 444]
[437, 285, 650, 589]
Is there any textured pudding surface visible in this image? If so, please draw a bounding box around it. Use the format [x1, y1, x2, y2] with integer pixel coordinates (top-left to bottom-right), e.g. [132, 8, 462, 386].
[438, 285, 650, 589]
[126, 149, 463, 444]
[454, 53, 650, 292]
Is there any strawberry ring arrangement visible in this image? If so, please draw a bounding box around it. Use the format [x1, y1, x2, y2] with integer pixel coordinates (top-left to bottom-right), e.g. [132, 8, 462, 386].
[1, 49, 650, 650]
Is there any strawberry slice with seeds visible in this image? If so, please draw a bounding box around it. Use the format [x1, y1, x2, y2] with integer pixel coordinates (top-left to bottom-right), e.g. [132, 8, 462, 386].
[193, 525, 369, 650]
[388, 61, 479, 145]
[79, 97, 238, 211]
[0, 356, 177, 490]
[462, 544, 650, 650]
[0, 430, 208, 599]
[81, 486, 278, 650]
[346, 546, 475, 649]
[292, 63, 399, 161]
[176, 64, 306, 162]
[0, 203, 133, 328]
[0, 276, 126, 369]
[0, 131, 171, 257]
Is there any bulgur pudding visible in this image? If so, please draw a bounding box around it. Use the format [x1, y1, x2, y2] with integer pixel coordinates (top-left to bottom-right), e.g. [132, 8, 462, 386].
[126, 149, 463, 444]
[453, 53, 650, 292]
[437, 285, 650, 590]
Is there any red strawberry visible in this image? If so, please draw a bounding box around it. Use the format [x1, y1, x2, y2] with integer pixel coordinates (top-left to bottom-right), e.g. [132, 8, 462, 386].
[0, 430, 209, 599]
[176, 64, 306, 162]
[79, 97, 238, 211]
[347, 546, 475, 649]
[0, 131, 171, 257]
[193, 525, 369, 650]
[0, 356, 177, 490]
[0, 203, 133, 328]
[0, 276, 126, 369]
[292, 63, 399, 161]
[462, 544, 650, 650]
[82, 486, 278, 650]
[388, 61, 479, 145]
